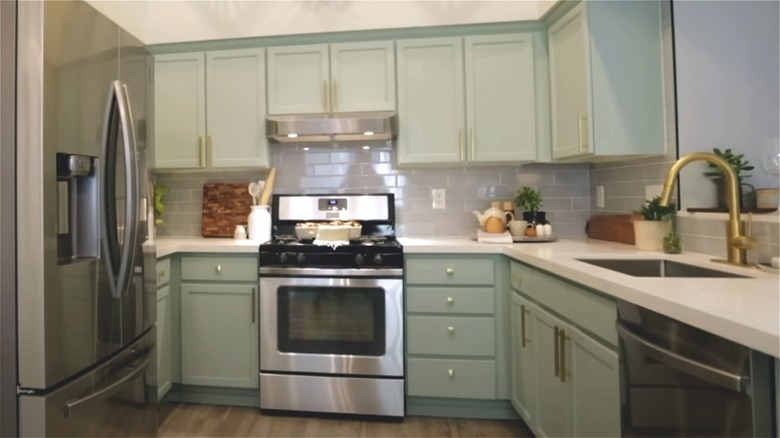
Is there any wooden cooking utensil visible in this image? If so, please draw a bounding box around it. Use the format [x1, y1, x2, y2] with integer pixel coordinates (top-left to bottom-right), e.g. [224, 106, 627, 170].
[258, 167, 276, 206]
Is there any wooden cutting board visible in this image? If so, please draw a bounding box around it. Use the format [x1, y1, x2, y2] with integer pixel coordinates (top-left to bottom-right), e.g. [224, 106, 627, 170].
[202, 183, 253, 238]
[585, 214, 637, 245]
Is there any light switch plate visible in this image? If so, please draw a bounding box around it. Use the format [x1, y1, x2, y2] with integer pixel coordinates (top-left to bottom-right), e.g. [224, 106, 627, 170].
[596, 185, 605, 208]
[432, 188, 446, 209]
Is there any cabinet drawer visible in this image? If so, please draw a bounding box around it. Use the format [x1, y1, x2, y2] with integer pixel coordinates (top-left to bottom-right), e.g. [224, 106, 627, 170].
[181, 256, 257, 282]
[567, 286, 617, 345]
[407, 287, 494, 315]
[511, 262, 568, 318]
[407, 358, 496, 399]
[406, 258, 494, 285]
[156, 258, 171, 287]
[407, 316, 495, 356]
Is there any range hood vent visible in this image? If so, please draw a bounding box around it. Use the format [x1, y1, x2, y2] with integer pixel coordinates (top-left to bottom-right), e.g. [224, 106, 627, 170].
[266, 112, 397, 143]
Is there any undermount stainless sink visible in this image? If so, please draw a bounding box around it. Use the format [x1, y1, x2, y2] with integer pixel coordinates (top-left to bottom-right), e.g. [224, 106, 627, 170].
[576, 258, 750, 278]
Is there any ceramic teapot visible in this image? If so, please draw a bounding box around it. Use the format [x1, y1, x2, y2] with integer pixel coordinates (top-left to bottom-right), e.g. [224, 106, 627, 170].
[473, 205, 510, 233]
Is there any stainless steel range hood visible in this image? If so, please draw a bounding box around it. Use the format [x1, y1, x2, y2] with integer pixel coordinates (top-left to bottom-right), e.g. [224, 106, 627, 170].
[266, 112, 397, 143]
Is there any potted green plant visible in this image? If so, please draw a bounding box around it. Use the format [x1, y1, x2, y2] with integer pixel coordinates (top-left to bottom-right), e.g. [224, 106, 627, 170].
[633, 196, 674, 251]
[154, 184, 169, 225]
[703, 147, 755, 209]
[515, 186, 545, 224]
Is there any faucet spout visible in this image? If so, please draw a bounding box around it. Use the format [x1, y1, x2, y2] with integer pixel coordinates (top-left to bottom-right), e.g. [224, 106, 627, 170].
[660, 152, 755, 265]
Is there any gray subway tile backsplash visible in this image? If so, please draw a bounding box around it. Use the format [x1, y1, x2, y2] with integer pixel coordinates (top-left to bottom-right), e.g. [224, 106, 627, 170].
[155, 142, 590, 238]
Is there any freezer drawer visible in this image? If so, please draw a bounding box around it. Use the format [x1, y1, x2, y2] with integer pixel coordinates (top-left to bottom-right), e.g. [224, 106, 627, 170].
[19, 329, 157, 437]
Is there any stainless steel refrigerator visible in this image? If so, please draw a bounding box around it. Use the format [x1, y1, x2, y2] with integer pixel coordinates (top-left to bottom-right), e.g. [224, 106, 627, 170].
[6, 1, 157, 436]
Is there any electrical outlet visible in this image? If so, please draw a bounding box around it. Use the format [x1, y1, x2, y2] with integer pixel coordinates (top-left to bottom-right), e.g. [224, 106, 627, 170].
[645, 184, 664, 201]
[596, 185, 605, 208]
[432, 188, 446, 209]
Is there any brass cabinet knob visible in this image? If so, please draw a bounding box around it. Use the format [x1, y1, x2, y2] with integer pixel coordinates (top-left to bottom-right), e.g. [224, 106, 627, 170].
[446, 296, 454, 305]
[447, 326, 455, 334]
[216, 265, 222, 273]
[448, 369, 455, 378]
[445, 268, 454, 275]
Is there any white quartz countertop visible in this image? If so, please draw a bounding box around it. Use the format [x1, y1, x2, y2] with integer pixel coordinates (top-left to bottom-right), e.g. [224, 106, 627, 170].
[148, 236, 780, 358]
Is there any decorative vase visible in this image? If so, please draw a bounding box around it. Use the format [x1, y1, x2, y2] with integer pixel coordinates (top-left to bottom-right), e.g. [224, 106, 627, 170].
[633, 220, 669, 251]
[714, 178, 755, 210]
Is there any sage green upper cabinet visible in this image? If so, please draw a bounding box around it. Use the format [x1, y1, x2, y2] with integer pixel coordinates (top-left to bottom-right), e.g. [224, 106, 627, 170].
[154, 52, 205, 168]
[397, 33, 546, 166]
[153, 48, 268, 169]
[397, 37, 464, 165]
[267, 41, 395, 115]
[548, 1, 665, 161]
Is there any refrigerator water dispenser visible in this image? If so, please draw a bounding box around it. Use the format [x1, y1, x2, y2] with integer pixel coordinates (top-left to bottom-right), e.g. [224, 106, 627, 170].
[57, 152, 99, 263]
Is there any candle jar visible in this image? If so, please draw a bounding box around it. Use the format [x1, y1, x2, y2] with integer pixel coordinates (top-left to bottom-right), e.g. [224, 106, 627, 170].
[663, 232, 682, 254]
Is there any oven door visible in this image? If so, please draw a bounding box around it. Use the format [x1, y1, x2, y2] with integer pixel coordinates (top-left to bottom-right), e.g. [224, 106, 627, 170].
[259, 270, 403, 377]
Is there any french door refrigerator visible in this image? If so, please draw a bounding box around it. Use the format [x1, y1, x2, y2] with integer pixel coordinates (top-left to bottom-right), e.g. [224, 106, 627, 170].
[12, 1, 157, 436]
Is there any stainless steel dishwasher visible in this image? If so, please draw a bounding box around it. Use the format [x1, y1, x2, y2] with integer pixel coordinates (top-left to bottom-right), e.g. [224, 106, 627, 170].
[616, 301, 775, 437]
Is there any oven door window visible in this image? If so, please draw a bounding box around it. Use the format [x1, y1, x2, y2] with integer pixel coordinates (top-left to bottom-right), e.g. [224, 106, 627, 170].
[278, 286, 385, 356]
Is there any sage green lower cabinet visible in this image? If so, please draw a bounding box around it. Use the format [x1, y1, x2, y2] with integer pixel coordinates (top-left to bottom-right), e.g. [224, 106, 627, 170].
[156, 258, 173, 400]
[509, 260, 620, 437]
[405, 255, 509, 407]
[180, 255, 259, 389]
[156, 284, 172, 400]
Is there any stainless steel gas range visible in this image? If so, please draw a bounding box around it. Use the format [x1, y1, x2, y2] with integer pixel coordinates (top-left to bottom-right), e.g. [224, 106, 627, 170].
[258, 194, 404, 418]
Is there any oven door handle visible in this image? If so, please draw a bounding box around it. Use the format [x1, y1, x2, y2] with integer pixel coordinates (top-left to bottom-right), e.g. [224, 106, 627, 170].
[616, 321, 748, 393]
[258, 267, 403, 277]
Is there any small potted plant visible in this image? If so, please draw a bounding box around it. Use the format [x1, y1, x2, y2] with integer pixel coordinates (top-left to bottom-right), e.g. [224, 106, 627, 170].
[515, 186, 546, 225]
[633, 196, 674, 251]
[154, 184, 169, 225]
[703, 147, 755, 209]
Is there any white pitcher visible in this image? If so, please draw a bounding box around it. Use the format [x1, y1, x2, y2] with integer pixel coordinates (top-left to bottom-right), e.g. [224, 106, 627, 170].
[248, 205, 271, 242]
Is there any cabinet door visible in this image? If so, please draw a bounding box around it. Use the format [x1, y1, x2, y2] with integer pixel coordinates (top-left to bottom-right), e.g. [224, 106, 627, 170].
[156, 285, 172, 400]
[533, 305, 571, 438]
[330, 41, 396, 112]
[153, 52, 205, 168]
[567, 326, 620, 438]
[267, 44, 329, 115]
[548, 3, 591, 160]
[510, 294, 537, 425]
[396, 37, 465, 165]
[181, 283, 258, 388]
[465, 34, 537, 163]
[206, 48, 269, 168]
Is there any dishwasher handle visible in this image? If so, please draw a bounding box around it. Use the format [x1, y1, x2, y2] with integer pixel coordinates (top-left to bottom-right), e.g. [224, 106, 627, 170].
[616, 320, 749, 394]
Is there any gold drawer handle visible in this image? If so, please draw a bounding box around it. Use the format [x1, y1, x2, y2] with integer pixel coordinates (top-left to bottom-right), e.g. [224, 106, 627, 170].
[445, 268, 454, 276]
[446, 296, 454, 305]
[448, 326, 455, 334]
[448, 369, 455, 378]
[216, 265, 222, 273]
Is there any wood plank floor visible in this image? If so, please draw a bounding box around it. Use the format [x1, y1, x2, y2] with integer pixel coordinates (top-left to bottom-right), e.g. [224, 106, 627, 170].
[158, 403, 533, 437]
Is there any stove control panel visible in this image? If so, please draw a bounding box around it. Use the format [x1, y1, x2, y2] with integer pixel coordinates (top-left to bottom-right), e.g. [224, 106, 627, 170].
[259, 250, 403, 269]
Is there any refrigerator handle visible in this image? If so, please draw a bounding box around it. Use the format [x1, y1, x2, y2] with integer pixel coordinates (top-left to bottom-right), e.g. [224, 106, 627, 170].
[63, 354, 151, 417]
[100, 80, 139, 299]
[116, 81, 140, 296]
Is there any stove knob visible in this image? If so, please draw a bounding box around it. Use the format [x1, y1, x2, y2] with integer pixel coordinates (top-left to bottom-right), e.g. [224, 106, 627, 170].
[373, 254, 383, 265]
[355, 254, 365, 265]
[279, 252, 288, 264]
[296, 253, 306, 265]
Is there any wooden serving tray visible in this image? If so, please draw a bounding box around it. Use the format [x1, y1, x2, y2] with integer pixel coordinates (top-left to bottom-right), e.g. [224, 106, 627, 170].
[201, 183, 253, 238]
[512, 235, 558, 243]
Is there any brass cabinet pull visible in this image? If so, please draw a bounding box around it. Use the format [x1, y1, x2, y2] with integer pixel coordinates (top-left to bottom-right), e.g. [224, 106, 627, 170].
[323, 80, 329, 112]
[448, 369, 455, 378]
[445, 268, 454, 276]
[459, 129, 465, 161]
[470, 129, 475, 160]
[157, 270, 165, 280]
[559, 328, 569, 383]
[216, 265, 221, 273]
[198, 136, 205, 167]
[251, 287, 256, 323]
[447, 326, 455, 334]
[520, 304, 528, 348]
[206, 135, 213, 167]
[332, 79, 339, 113]
[554, 326, 560, 378]
[577, 113, 589, 152]
[446, 296, 454, 305]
